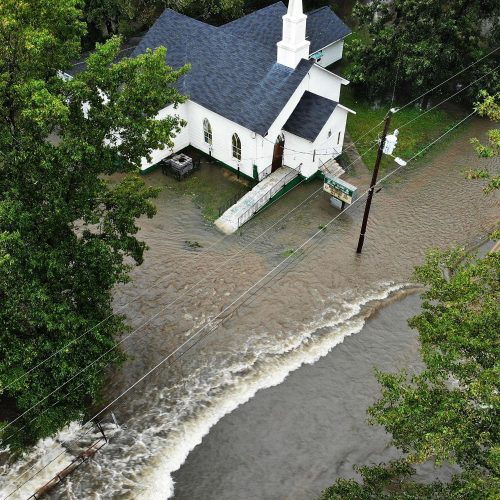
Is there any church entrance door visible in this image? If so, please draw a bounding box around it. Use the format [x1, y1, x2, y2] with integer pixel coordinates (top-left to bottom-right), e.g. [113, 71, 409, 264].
[271, 134, 285, 172]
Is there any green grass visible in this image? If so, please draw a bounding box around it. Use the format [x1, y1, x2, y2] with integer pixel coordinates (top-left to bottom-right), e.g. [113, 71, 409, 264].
[341, 86, 463, 171]
[164, 162, 251, 222]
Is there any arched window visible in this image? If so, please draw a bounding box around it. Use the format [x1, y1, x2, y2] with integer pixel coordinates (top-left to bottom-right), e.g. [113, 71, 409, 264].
[203, 118, 212, 145]
[232, 133, 241, 160]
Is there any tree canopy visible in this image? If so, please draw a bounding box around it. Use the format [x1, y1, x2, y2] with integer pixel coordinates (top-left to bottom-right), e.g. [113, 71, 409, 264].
[83, 0, 244, 42]
[0, 0, 188, 448]
[465, 91, 500, 194]
[346, 0, 500, 103]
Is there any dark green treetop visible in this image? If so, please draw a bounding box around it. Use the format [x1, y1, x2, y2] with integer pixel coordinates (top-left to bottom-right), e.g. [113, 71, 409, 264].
[346, 0, 500, 102]
[0, 0, 188, 448]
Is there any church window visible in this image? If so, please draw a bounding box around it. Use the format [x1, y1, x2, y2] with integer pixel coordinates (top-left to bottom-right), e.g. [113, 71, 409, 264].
[232, 133, 241, 160]
[203, 118, 212, 145]
[337, 131, 341, 144]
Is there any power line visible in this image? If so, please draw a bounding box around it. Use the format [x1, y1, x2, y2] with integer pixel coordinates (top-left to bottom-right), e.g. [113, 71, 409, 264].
[5, 51, 489, 428]
[84, 111, 476, 427]
[2, 107, 382, 394]
[5, 111, 475, 500]
[397, 65, 500, 130]
[1, 137, 378, 446]
[1, 143, 377, 499]
[5, 43, 493, 446]
[3, 61, 481, 423]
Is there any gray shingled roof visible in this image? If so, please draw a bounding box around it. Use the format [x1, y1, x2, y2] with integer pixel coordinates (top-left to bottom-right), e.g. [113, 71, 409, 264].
[131, 8, 313, 136]
[306, 6, 352, 53]
[220, 2, 351, 54]
[283, 91, 338, 141]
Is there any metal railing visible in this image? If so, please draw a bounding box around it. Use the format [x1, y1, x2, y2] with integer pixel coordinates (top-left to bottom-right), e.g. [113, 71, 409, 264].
[258, 164, 273, 181]
[237, 167, 300, 228]
[217, 187, 250, 217]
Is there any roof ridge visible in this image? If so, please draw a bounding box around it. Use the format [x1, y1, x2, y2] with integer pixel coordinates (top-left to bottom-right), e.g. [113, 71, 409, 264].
[220, 1, 286, 28]
[307, 6, 332, 15]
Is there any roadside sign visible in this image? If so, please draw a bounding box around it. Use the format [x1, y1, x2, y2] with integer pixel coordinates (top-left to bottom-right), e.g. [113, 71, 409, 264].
[323, 176, 357, 205]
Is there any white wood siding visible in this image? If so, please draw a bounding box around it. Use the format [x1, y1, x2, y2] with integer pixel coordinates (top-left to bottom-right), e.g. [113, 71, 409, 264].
[310, 39, 344, 68]
[141, 64, 351, 180]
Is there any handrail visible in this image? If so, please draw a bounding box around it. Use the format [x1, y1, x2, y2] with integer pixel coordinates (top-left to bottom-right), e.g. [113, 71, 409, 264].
[217, 187, 249, 217]
[258, 164, 273, 181]
[237, 167, 300, 227]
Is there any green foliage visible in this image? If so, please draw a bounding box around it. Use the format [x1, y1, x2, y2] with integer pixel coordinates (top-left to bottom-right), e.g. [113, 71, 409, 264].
[341, 87, 457, 170]
[84, 0, 132, 37]
[83, 0, 244, 42]
[190, 0, 244, 22]
[346, 0, 500, 101]
[320, 248, 500, 498]
[465, 91, 499, 193]
[0, 0, 187, 449]
[320, 462, 500, 499]
[373, 249, 499, 468]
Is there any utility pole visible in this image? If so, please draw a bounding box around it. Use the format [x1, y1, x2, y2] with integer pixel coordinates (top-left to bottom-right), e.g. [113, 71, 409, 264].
[356, 109, 394, 254]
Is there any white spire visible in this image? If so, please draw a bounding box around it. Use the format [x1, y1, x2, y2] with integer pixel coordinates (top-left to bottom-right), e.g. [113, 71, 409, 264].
[277, 0, 310, 68]
[288, 0, 303, 17]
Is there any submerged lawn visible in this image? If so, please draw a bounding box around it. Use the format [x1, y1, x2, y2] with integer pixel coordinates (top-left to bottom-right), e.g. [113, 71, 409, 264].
[163, 149, 251, 222]
[340, 87, 466, 171]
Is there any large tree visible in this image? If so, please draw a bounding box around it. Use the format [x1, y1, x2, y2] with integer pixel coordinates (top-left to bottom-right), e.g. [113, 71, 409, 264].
[346, 0, 500, 103]
[0, 0, 188, 448]
[83, 0, 244, 43]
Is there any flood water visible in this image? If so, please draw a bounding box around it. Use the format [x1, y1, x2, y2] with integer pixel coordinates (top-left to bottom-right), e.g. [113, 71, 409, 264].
[172, 292, 424, 500]
[1, 116, 498, 499]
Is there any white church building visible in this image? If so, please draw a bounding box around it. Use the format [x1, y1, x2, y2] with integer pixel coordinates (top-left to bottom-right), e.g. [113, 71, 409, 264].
[134, 0, 354, 176]
[131, 0, 355, 232]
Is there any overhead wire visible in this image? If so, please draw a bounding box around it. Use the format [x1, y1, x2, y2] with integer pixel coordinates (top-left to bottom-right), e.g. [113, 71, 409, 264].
[5, 110, 475, 500]
[396, 64, 500, 130]
[1, 137, 379, 432]
[2, 82, 385, 394]
[4, 54, 489, 427]
[1, 140, 378, 499]
[83, 110, 476, 428]
[5, 49, 495, 432]
[4, 19, 498, 500]
[395, 46, 499, 113]
[5, 39, 496, 489]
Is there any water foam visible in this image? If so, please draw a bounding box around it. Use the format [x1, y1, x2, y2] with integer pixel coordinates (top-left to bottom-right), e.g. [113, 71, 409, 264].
[132, 282, 406, 499]
[1, 283, 408, 499]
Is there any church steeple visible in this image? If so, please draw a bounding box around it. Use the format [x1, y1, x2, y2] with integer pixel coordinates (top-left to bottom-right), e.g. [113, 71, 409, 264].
[277, 0, 310, 68]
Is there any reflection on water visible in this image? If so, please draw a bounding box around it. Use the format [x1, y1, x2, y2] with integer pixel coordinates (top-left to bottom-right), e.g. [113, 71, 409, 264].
[1, 117, 498, 499]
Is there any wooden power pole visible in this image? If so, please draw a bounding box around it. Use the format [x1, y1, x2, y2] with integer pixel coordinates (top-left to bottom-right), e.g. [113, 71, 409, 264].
[356, 110, 394, 254]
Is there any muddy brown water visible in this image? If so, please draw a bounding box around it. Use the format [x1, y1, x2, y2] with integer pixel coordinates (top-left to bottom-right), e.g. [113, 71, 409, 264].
[0, 116, 498, 499]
